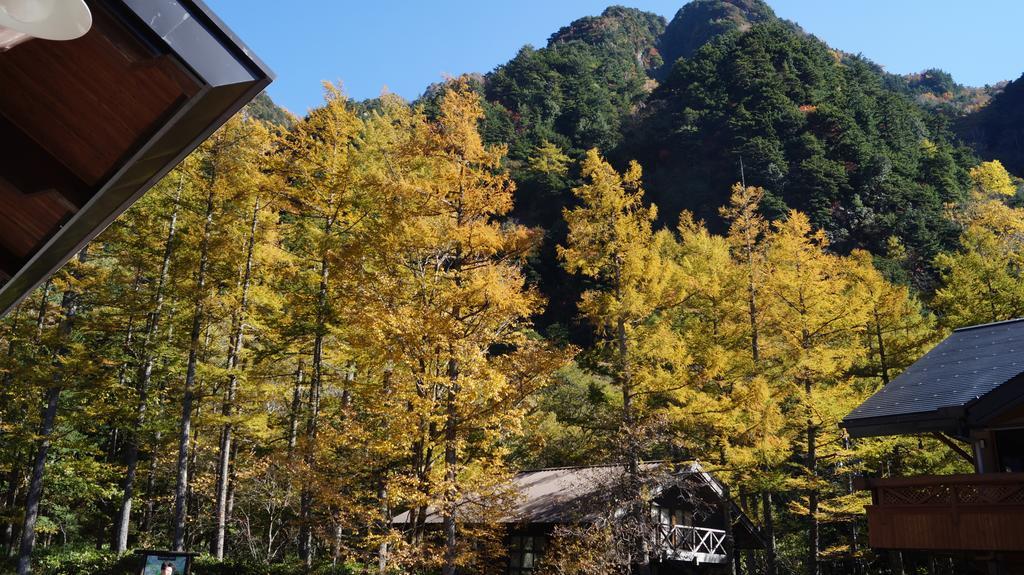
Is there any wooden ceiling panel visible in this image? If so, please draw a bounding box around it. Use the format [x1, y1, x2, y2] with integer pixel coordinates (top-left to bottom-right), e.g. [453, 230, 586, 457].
[0, 179, 72, 260]
[0, 115, 90, 208]
[0, 244, 16, 282]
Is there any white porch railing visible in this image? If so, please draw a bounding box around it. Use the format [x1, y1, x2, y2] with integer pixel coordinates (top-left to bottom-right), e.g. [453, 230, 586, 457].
[654, 524, 728, 564]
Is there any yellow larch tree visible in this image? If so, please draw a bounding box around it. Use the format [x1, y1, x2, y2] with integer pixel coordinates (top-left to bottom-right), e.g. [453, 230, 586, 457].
[933, 160, 1024, 326]
[558, 149, 687, 474]
[718, 183, 786, 574]
[276, 84, 372, 567]
[761, 211, 869, 575]
[665, 212, 748, 464]
[358, 82, 570, 575]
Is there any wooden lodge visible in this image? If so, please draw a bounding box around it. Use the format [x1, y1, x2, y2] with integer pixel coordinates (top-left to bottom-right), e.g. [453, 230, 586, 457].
[842, 318, 1024, 571]
[394, 462, 764, 574]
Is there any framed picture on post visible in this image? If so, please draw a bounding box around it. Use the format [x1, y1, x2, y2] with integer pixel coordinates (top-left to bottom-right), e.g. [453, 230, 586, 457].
[137, 550, 192, 575]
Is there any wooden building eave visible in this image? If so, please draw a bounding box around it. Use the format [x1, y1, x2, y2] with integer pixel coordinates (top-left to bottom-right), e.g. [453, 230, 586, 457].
[0, 0, 273, 316]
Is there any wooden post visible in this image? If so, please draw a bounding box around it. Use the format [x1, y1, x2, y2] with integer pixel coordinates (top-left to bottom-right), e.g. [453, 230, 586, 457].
[889, 550, 905, 575]
[741, 492, 755, 575]
[763, 492, 777, 575]
[987, 555, 1003, 575]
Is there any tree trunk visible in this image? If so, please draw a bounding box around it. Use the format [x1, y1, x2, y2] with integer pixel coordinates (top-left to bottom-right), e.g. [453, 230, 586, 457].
[0, 305, 25, 510]
[184, 399, 203, 549]
[17, 249, 86, 575]
[722, 486, 737, 575]
[287, 361, 304, 454]
[740, 493, 754, 575]
[1, 464, 20, 557]
[115, 183, 181, 553]
[173, 183, 216, 551]
[409, 418, 433, 547]
[15, 387, 58, 575]
[806, 380, 819, 575]
[377, 370, 392, 573]
[3, 284, 50, 558]
[214, 198, 259, 560]
[377, 480, 389, 574]
[442, 358, 459, 575]
[299, 253, 329, 569]
[873, 308, 890, 385]
[843, 436, 862, 574]
[617, 316, 637, 476]
[141, 430, 161, 537]
[762, 492, 777, 575]
[745, 233, 760, 364]
[225, 440, 238, 526]
[331, 518, 342, 565]
[408, 362, 434, 548]
[296, 365, 323, 566]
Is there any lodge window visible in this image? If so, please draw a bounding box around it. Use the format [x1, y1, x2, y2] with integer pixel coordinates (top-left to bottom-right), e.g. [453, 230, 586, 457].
[995, 429, 1024, 472]
[651, 504, 692, 528]
[507, 535, 546, 575]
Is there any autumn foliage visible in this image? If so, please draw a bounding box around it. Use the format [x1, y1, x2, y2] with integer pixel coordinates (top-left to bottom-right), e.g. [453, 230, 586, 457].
[0, 81, 1020, 575]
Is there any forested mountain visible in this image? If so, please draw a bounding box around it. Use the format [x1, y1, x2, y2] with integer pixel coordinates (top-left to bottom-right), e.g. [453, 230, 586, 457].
[461, 0, 1015, 329]
[626, 21, 974, 276]
[247, 91, 294, 127]
[883, 68, 995, 114]
[484, 6, 663, 165]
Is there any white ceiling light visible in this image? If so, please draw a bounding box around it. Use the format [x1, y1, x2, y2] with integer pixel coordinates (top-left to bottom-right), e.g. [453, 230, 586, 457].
[0, 0, 91, 51]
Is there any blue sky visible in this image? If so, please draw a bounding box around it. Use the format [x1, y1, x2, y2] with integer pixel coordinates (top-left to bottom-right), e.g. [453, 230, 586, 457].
[206, 0, 1024, 116]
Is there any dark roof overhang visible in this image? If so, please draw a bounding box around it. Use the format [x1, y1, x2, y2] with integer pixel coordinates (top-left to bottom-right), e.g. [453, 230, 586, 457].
[0, 0, 273, 315]
[840, 406, 967, 439]
[844, 353, 1024, 441]
[842, 371, 1024, 440]
[842, 319, 1024, 438]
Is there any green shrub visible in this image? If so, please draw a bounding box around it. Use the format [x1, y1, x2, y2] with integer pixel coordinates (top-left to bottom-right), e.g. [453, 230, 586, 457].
[190, 556, 356, 575]
[24, 548, 360, 575]
[34, 548, 136, 575]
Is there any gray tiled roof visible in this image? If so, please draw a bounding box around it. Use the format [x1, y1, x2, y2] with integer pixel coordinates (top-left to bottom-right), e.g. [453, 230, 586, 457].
[845, 318, 1024, 422]
[504, 462, 699, 523]
[392, 462, 702, 524]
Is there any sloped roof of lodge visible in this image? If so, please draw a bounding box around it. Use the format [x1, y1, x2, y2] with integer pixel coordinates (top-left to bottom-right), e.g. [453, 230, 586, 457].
[842, 318, 1024, 438]
[500, 462, 711, 524]
[393, 462, 694, 525]
[392, 461, 764, 548]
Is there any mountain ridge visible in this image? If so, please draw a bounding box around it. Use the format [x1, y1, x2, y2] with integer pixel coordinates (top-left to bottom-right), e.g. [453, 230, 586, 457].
[458, 0, 1024, 324]
[264, 0, 1020, 310]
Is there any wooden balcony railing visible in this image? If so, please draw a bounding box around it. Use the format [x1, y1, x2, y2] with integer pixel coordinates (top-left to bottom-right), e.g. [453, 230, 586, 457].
[857, 473, 1024, 552]
[654, 524, 728, 564]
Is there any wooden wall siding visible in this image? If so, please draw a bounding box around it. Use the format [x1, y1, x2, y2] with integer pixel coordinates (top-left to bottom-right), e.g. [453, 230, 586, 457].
[866, 505, 1024, 551]
[0, 1, 201, 278]
[860, 473, 1024, 552]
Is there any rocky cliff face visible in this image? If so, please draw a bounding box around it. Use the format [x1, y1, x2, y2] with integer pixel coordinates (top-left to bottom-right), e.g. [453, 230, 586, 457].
[656, 0, 777, 78]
